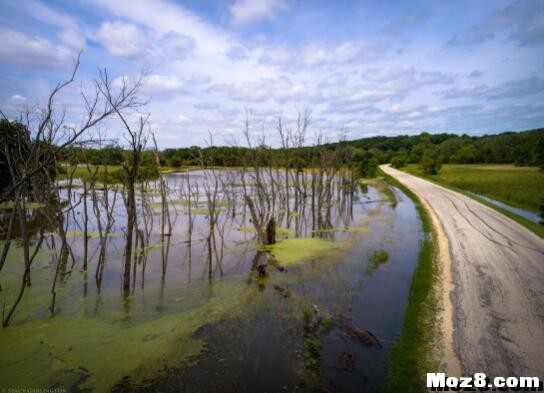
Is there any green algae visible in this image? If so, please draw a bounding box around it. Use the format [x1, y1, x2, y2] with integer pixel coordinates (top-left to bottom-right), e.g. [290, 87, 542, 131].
[261, 237, 350, 267]
[45, 231, 122, 239]
[273, 209, 300, 217]
[149, 200, 204, 209]
[135, 241, 165, 255]
[180, 208, 225, 215]
[0, 201, 47, 210]
[311, 226, 368, 235]
[235, 226, 295, 237]
[0, 276, 256, 392]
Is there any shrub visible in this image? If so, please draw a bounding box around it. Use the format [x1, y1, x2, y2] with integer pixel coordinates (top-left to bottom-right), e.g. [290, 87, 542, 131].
[419, 149, 443, 175]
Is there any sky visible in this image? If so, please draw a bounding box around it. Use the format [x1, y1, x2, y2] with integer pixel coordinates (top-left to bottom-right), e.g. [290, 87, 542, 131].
[0, 0, 543, 148]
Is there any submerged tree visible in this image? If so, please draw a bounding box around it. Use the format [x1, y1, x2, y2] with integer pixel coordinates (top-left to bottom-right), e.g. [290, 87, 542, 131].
[0, 55, 144, 326]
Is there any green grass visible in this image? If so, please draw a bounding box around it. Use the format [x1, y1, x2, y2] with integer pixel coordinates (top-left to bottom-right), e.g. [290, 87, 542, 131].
[403, 164, 543, 213]
[57, 165, 124, 183]
[379, 169, 440, 393]
[365, 249, 390, 275]
[403, 164, 544, 238]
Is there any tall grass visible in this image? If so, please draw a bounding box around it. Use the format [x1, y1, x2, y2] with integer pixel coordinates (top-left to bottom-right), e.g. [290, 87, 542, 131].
[404, 164, 543, 213]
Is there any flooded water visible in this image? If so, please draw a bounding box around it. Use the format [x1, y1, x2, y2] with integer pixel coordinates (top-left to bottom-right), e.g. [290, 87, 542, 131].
[466, 191, 542, 223]
[0, 169, 421, 392]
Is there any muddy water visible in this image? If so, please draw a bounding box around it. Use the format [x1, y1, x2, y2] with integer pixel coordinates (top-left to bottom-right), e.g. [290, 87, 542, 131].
[0, 170, 421, 392]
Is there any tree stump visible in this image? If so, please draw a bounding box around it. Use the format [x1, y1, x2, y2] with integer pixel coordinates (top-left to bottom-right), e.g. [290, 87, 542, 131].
[266, 217, 276, 244]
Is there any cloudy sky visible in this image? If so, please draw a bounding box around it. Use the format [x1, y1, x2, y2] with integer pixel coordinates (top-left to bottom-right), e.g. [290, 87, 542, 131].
[1, 0, 543, 147]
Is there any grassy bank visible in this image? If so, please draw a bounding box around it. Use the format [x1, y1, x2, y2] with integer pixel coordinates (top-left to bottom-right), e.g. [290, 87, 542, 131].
[403, 164, 543, 213]
[56, 164, 204, 182]
[402, 164, 544, 238]
[380, 170, 440, 392]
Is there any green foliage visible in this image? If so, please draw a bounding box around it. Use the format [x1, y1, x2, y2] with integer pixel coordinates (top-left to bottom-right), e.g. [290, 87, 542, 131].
[450, 144, 477, 163]
[59, 129, 543, 174]
[404, 164, 543, 213]
[357, 156, 378, 178]
[391, 149, 409, 168]
[0, 119, 58, 196]
[419, 149, 443, 175]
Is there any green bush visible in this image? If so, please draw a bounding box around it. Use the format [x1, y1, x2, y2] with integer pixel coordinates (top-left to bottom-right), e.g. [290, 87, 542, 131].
[419, 149, 443, 175]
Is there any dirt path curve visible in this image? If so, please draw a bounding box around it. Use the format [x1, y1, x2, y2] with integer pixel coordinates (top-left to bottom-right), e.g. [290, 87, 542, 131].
[381, 165, 544, 379]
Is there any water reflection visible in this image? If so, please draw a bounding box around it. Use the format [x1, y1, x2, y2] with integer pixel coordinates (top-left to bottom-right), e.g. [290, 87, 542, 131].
[0, 170, 420, 392]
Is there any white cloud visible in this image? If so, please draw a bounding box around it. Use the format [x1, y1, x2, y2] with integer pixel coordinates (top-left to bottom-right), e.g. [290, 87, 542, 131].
[159, 31, 195, 61]
[259, 46, 292, 65]
[0, 27, 74, 68]
[229, 0, 288, 26]
[4, 0, 541, 146]
[190, 73, 211, 85]
[10, 95, 27, 103]
[226, 46, 247, 61]
[20, 0, 80, 31]
[143, 74, 186, 93]
[302, 41, 390, 67]
[96, 21, 147, 58]
[59, 28, 87, 49]
[96, 21, 195, 61]
[175, 114, 192, 124]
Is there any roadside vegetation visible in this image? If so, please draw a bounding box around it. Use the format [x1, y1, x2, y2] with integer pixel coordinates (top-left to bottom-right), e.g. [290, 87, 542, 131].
[403, 164, 543, 213]
[380, 169, 440, 393]
[401, 164, 544, 238]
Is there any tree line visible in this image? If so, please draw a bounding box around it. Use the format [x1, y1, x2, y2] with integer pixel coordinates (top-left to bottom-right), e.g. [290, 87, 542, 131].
[49, 127, 544, 177]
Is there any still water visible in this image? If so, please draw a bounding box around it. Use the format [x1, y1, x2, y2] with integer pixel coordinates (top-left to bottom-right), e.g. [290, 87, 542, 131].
[0, 170, 421, 392]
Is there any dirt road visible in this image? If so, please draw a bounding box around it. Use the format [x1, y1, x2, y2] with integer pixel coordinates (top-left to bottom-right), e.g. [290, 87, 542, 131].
[381, 165, 544, 379]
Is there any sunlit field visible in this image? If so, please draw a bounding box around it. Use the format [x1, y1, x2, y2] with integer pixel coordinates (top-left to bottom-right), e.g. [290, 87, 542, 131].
[404, 164, 543, 213]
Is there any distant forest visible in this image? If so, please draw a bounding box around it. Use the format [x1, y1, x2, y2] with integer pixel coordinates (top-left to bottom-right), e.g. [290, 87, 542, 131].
[57, 128, 544, 170]
[2, 118, 543, 192]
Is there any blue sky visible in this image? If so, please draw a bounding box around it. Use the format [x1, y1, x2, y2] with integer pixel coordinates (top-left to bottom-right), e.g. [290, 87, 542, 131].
[0, 0, 543, 147]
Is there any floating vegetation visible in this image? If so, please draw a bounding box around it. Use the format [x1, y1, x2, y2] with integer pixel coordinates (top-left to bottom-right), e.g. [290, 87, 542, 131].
[261, 238, 349, 267]
[312, 226, 368, 235]
[273, 209, 300, 217]
[0, 277, 254, 392]
[135, 242, 166, 255]
[0, 164, 420, 392]
[180, 208, 225, 215]
[236, 226, 295, 237]
[0, 201, 46, 210]
[365, 249, 390, 275]
[45, 231, 122, 239]
[303, 338, 321, 371]
[149, 200, 203, 209]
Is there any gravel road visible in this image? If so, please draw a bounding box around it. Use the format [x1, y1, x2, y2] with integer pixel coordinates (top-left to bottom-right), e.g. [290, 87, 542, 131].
[381, 165, 544, 379]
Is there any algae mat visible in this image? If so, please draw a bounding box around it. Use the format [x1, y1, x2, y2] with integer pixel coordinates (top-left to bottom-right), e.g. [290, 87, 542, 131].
[0, 278, 255, 391]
